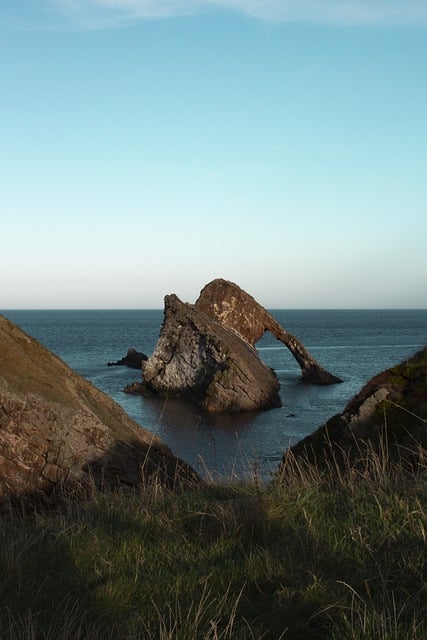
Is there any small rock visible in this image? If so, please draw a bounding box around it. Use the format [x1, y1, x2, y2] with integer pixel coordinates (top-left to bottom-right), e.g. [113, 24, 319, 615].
[107, 347, 148, 369]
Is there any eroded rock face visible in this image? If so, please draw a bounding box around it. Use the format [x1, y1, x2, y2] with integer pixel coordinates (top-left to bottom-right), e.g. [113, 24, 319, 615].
[139, 294, 281, 412]
[277, 346, 427, 474]
[128, 279, 341, 412]
[0, 315, 198, 502]
[196, 279, 341, 385]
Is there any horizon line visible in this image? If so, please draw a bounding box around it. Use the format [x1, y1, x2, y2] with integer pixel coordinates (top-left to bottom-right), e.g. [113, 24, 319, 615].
[2, 307, 427, 312]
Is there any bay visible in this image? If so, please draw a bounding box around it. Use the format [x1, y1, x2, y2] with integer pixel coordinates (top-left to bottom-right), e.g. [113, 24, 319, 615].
[2, 309, 426, 481]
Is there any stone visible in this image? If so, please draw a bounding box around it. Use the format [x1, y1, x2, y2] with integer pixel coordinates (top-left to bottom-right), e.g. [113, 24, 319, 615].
[139, 293, 281, 412]
[196, 279, 342, 385]
[107, 347, 148, 369]
[0, 314, 199, 503]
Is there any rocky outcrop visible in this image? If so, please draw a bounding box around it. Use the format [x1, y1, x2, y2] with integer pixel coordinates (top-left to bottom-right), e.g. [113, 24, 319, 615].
[133, 294, 281, 412]
[0, 315, 199, 502]
[108, 347, 148, 369]
[278, 346, 427, 474]
[196, 279, 341, 385]
[126, 279, 341, 412]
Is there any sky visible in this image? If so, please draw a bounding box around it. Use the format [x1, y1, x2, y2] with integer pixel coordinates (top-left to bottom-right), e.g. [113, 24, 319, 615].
[1, 1, 426, 309]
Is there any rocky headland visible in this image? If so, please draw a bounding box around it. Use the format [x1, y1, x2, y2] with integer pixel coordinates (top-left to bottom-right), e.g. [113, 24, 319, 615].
[0, 314, 198, 502]
[278, 346, 427, 474]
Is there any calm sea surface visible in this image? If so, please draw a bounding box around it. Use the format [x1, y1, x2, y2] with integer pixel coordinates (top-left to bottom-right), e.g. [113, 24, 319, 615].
[2, 309, 426, 481]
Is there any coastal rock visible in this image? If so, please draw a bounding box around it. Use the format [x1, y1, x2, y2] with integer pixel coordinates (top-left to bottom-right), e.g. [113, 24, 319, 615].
[140, 293, 281, 412]
[128, 278, 341, 412]
[278, 346, 427, 474]
[108, 347, 148, 369]
[196, 279, 341, 385]
[0, 315, 199, 502]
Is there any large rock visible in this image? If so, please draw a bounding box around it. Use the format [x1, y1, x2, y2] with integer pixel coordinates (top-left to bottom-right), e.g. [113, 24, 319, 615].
[0, 314, 198, 502]
[127, 279, 341, 412]
[135, 293, 281, 412]
[278, 346, 427, 473]
[196, 279, 341, 385]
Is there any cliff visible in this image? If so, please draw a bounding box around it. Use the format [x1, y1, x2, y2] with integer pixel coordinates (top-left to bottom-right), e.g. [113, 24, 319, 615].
[278, 346, 427, 473]
[0, 314, 198, 502]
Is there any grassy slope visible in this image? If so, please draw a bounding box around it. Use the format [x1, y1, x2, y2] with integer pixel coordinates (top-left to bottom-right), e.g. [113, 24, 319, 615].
[0, 445, 425, 640]
[0, 314, 165, 446]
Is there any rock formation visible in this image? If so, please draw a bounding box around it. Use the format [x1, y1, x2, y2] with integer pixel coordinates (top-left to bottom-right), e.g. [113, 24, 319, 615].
[0, 314, 198, 502]
[130, 293, 281, 412]
[126, 279, 341, 412]
[196, 279, 341, 385]
[108, 347, 148, 369]
[277, 346, 427, 474]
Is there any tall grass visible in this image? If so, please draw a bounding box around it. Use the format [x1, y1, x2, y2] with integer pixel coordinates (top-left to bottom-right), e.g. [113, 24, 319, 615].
[0, 434, 425, 639]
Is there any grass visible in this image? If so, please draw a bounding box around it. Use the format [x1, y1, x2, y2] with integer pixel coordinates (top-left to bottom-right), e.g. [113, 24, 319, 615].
[0, 437, 425, 640]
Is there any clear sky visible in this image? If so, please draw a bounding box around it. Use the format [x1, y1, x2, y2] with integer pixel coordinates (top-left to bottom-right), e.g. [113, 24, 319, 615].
[1, 1, 426, 309]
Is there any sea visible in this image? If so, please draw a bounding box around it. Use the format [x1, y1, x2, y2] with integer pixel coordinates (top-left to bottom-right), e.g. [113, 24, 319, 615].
[2, 309, 426, 482]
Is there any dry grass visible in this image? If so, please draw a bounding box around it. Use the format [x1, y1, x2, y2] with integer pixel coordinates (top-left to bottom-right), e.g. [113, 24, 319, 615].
[0, 429, 425, 640]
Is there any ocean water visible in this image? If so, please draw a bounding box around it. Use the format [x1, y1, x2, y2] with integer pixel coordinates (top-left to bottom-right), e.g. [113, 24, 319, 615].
[2, 309, 426, 481]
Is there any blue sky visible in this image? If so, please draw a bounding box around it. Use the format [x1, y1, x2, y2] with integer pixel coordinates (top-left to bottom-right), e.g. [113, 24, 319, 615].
[1, 1, 426, 309]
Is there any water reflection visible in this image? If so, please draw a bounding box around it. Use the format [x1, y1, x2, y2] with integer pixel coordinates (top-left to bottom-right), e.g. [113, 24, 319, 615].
[118, 368, 350, 482]
[133, 395, 264, 480]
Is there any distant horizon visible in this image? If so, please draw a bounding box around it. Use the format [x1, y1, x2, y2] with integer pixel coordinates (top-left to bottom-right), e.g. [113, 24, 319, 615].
[2, 306, 427, 312]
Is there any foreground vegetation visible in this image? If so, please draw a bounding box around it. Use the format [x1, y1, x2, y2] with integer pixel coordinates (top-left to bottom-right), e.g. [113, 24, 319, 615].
[0, 441, 425, 640]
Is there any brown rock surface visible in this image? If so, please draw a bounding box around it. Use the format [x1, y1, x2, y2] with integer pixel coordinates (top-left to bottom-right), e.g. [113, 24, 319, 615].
[0, 314, 198, 501]
[139, 293, 281, 412]
[196, 279, 341, 384]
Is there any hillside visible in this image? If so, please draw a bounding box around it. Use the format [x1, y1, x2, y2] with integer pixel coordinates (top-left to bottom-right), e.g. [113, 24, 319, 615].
[0, 314, 198, 500]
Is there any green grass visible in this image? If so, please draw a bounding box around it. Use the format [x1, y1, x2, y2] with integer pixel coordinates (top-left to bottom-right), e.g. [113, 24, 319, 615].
[0, 440, 425, 640]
